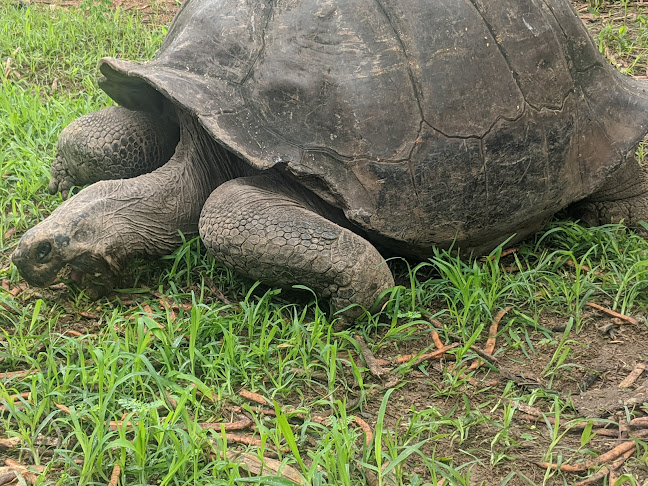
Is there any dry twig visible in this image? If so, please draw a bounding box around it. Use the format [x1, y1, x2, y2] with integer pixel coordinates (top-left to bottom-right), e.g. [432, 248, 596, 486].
[219, 432, 291, 451]
[564, 260, 605, 278]
[469, 306, 511, 370]
[224, 450, 304, 485]
[536, 434, 641, 473]
[619, 363, 646, 388]
[629, 417, 648, 429]
[396, 343, 458, 365]
[0, 370, 37, 380]
[202, 275, 232, 305]
[585, 302, 639, 325]
[63, 329, 84, 337]
[198, 417, 253, 431]
[353, 416, 373, 447]
[481, 247, 519, 261]
[431, 329, 445, 349]
[575, 447, 635, 486]
[239, 389, 270, 405]
[0, 438, 21, 450]
[0, 459, 44, 485]
[486, 307, 512, 354]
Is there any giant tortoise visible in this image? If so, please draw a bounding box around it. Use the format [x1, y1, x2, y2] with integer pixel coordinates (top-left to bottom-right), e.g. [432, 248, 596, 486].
[11, 0, 648, 315]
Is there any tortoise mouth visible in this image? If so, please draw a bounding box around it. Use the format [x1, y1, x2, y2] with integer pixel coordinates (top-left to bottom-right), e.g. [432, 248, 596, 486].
[67, 253, 116, 284]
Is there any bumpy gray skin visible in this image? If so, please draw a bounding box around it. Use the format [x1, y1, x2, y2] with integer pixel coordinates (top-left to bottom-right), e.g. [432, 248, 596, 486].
[49, 106, 179, 197]
[199, 176, 394, 316]
[10, 106, 648, 318]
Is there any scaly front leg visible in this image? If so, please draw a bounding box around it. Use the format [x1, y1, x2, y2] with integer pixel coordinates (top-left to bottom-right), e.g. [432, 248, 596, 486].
[199, 175, 395, 319]
[49, 106, 179, 197]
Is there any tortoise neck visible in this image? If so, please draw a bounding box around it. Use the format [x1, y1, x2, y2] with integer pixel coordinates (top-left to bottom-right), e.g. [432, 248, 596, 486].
[71, 113, 249, 269]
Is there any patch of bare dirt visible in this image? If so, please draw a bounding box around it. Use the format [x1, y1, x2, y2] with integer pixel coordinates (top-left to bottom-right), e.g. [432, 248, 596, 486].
[360, 310, 648, 485]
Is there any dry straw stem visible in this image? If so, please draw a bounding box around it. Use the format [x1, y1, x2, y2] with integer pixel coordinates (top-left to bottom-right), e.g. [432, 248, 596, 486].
[107, 464, 121, 486]
[352, 416, 373, 447]
[619, 363, 646, 388]
[224, 450, 304, 485]
[239, 389, 270, 405]
[585, 302, 639, 325]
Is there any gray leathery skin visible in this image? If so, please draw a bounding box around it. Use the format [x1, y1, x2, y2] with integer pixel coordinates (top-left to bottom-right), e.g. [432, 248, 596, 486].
[13, 111, 242, 287]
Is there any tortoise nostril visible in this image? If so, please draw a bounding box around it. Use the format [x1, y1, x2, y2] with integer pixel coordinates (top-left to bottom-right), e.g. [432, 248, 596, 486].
[36, 241, 52, 261]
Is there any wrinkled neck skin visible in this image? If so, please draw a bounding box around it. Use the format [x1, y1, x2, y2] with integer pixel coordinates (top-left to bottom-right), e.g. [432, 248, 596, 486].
[12, 113, 246, 287]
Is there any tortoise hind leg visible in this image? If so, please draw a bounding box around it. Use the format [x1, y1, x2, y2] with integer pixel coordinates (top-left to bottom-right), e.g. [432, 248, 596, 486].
[198, 175, 395, 320]
[570, 158, 648, 228]
[49, 106, 179, 197]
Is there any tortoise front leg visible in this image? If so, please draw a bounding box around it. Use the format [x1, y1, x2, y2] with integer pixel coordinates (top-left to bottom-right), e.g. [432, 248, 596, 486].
[49, 106, 179, 197]
[199, 176, 395, 319]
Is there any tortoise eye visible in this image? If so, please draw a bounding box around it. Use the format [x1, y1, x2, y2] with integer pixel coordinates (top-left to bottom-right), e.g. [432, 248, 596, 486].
[36, 241, 51, 261]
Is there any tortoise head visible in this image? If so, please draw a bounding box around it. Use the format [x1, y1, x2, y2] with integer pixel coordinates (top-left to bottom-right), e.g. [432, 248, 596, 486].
[12, 182, 121, 287]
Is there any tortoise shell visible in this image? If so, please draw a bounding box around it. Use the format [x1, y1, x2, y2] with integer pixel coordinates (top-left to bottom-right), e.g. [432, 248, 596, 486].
[98, 0, 648, 256]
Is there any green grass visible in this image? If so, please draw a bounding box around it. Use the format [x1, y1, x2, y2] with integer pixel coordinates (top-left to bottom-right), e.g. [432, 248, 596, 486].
[1, 1, 648, 485]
